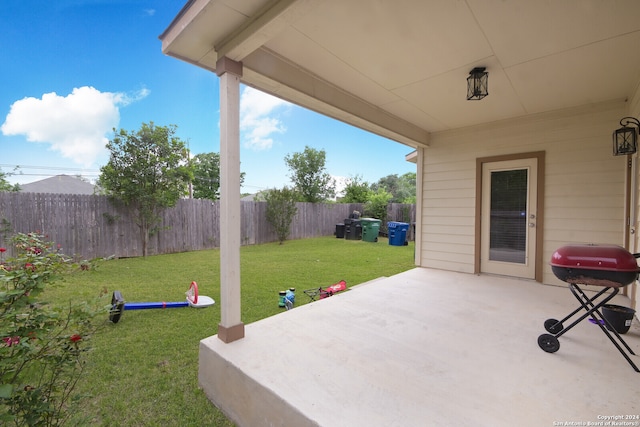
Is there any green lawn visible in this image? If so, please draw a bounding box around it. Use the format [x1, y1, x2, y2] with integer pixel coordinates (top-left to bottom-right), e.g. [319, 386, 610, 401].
[45, 237, 415, 426]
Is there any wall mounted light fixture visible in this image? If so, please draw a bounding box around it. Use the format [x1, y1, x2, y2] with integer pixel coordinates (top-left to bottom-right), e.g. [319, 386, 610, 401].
[613, 117, 640, 156]
[467, 67, 488, 100]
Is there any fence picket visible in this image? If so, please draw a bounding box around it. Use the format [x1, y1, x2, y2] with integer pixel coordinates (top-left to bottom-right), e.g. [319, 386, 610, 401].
[0, 193, 415, 258]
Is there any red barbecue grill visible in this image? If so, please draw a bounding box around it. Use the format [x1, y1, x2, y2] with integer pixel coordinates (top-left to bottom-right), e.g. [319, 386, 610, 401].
[539, 244, 640, 372]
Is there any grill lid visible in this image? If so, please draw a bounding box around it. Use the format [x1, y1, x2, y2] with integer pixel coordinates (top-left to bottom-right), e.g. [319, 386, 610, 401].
[550, 244, 640, 272]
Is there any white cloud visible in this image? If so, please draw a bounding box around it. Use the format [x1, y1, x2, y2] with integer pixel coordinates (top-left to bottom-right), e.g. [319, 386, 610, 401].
[1, 86, 149, 166]
[240, 87, 290, 150]
[113, 87, 150, 107]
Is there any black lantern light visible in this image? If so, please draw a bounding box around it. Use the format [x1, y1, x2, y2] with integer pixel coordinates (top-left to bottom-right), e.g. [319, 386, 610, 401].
[466, 67, 488, 100]
[613, 117, 640, 156]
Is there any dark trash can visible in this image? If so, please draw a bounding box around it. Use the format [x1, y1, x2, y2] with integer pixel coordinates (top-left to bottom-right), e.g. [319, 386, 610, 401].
[344, 218, 362, 240]
[360, 218, 381, 242]
[388, 221, 409, 246]
[335, 223, 345, 238]
[602, 304, 635, 334]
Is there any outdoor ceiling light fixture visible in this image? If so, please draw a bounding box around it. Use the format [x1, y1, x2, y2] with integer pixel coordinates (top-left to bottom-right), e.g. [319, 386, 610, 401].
[466, 67, 488, 100]
[613, 117, 640, 156]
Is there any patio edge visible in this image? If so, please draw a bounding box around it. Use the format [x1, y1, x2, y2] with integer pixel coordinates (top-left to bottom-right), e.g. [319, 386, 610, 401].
[198, 336, 320, 427]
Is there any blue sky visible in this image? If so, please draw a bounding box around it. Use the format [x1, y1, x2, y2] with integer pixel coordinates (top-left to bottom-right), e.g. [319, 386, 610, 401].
[0, 0, 416, 195]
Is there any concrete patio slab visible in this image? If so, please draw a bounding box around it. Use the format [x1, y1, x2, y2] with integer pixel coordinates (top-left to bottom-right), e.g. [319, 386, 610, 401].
[199, 268, 640, 427]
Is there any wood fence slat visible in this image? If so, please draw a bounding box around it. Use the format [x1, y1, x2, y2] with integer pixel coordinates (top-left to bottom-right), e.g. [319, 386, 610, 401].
[0, 193, 414, 258]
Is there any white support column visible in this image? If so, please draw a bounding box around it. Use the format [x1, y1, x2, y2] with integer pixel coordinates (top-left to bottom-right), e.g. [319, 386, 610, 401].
[216, 57, 244, 343]
[414, 147, 424, 266]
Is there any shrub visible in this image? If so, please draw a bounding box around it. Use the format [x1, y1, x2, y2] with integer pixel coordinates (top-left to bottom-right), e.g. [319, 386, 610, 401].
[263, 187, 298, 244]
[364, 188, 392, 224]
[0, 232, 105, 426]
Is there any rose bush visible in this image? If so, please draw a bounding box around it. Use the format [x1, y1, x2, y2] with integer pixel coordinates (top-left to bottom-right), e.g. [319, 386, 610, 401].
[0, 232, 106, 426]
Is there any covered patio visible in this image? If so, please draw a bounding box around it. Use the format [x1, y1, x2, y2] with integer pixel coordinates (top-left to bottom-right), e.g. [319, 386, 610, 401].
[159, 1, 640, 424]
[199, 268, 640, 426]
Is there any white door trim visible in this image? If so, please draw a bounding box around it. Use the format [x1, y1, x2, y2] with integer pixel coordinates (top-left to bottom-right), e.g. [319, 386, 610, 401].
[474, 152, 545, 282]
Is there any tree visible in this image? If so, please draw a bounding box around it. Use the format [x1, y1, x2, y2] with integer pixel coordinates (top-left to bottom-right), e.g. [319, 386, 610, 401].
[340, 174, 371, 203]
[398, 172, 417, 204]
[98, 122, 193, 256]
[284, 146, 336, 203]
[263, 187, 298, 244]
[192, 152, 220, 200]
[372, 172, 416, 203]
[191, 152, 245, 200]
[0, 168, 20, 192]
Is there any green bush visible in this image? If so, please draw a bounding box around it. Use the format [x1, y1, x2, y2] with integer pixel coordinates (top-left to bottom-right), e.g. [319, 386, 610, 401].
[0, 233, 105, 426]
[364, 188, 392, 223]
[263, 187, 298, 244]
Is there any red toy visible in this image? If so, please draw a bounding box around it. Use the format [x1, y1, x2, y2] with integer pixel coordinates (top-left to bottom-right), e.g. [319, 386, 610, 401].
[303, 280, 347, 301]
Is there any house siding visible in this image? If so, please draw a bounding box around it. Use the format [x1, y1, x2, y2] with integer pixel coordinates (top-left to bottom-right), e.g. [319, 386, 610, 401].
[419, 100, 628, 285]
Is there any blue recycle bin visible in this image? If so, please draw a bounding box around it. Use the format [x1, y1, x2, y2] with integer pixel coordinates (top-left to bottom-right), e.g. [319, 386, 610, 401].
[388, 221, 409, 246]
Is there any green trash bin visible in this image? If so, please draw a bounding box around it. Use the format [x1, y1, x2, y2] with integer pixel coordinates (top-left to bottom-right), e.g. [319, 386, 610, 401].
[360, 218, 381, 242]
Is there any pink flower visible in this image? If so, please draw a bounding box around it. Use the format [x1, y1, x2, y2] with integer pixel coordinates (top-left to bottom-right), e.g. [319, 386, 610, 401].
[69, 334, 82, 343]
[0, 248, 6, 253]
[2, 336, 20, 347]
[25, 263, 35, 271]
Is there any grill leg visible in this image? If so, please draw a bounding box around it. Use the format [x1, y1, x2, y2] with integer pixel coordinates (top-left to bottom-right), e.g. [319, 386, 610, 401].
[541, 284, 639, 372]
[569, 285, 636, 355]
[591, 318, 640, 372]
[551, 285, 618, 339]
[544, 286, 612, 334]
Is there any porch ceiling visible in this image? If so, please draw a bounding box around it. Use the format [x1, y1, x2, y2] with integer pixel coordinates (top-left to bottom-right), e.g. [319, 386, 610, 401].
[160, 0, 640, 149]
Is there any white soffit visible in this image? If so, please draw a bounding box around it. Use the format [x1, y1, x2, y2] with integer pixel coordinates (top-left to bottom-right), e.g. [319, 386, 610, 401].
[160, 0, 640, 143]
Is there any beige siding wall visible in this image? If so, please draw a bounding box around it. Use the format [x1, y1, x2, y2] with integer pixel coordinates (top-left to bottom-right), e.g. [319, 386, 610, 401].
[419, 100, 629, 285]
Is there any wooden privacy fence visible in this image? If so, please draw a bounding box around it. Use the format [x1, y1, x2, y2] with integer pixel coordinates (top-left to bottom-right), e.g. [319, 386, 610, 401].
[0, 193, 415, 259]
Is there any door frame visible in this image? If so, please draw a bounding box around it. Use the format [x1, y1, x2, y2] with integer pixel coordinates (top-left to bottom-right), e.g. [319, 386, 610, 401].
[624, 155, 636, 303]
[474, 151, 545, 282]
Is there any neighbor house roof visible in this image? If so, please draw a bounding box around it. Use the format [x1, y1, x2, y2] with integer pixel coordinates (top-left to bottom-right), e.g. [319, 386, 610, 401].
[19, 175, 95, 195]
